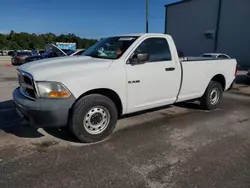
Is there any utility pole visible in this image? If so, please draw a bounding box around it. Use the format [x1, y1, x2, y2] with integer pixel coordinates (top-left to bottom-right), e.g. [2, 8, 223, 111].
[146, 0, 149, 33]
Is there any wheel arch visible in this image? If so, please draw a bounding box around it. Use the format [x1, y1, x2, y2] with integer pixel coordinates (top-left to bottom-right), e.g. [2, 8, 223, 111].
[210, 74, 226, 91]
[72, 88, 123, 116]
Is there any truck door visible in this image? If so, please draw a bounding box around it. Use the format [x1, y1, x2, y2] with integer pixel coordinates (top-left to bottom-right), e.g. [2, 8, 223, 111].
[125, 37, 181, 113]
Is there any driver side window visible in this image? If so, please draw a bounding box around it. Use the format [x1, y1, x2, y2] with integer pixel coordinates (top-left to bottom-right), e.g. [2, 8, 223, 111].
[131, 37, 172, 63]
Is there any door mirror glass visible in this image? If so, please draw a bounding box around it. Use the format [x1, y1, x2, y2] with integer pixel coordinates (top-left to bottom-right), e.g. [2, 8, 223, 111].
[130, 53, 149, 64]
[137, 53, 149, 62]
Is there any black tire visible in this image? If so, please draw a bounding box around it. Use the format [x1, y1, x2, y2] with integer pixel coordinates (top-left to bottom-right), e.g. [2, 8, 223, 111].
[200, 81, 223, 110]
[69, 94, 118, 143]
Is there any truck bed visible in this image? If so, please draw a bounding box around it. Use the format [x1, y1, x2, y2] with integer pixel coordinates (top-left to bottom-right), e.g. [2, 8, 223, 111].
[176, 58, 237, 102]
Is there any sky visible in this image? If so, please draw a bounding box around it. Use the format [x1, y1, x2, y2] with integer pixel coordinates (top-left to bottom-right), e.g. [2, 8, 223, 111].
[0, 0, 178, 39]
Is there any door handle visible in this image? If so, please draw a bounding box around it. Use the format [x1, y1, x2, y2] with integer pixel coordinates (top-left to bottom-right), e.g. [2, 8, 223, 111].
[165, 67, 175, 71]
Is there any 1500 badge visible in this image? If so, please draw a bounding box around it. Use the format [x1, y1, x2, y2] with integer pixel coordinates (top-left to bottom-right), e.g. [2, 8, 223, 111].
[128, 80, 140, 84]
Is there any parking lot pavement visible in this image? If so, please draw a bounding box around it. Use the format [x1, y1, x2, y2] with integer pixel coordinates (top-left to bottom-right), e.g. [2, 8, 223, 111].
[1, 66, 250, 188]
[0, 56, 11, 67]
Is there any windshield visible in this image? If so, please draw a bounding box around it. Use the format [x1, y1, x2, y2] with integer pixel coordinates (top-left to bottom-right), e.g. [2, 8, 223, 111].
[82, 36, 139, 59]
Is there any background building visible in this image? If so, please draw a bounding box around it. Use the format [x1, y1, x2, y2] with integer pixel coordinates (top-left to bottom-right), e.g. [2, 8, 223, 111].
[165, 0, 250, 66]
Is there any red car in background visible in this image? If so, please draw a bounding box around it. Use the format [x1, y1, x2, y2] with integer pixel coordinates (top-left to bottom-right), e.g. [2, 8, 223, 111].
[11, 51, 32, 65]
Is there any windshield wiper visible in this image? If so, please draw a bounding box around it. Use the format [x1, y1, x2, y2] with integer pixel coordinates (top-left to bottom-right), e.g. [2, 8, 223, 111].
[84, 54, 113, 60]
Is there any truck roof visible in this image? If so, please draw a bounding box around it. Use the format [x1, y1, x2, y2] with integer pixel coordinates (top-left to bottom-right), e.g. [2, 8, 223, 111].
[118, 33, 170, 37]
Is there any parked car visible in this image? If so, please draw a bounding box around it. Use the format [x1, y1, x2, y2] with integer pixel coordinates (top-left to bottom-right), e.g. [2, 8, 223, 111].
[0, 50, 8, 56]
[11, 51, 32, 65]
[201, 53, 230, 59]
[8, 50, 15, 56]
[23, 45, 83, 64]
[38, 50, 45, 55]
[24, 44, 68, 63]
[31, 50, 39, 56]
[13, 33, 237, 143]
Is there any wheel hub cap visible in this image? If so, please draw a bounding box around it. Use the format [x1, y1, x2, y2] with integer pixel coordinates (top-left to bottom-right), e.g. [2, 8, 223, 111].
[90, 112, 103, 125]
[83, 107, 110, 135]
[210, 88, 220, 105]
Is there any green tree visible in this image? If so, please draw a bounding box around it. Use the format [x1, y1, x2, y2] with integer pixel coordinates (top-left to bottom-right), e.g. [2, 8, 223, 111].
[8, 41, 21, 50]
[0, 30, 98, 50]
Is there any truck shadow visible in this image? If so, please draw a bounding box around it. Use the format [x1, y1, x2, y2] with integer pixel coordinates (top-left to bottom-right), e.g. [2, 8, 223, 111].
[120, 102, 201, 119]
[0, 100, 83, 143]
[174, 102, 201, 110]
[42, 128, 80, 143]
[0, 100, 44, 138]
[0, 99, 202, 143]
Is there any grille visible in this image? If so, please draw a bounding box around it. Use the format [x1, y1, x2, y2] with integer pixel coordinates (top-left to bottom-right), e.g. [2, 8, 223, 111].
[18, 71, 37, 99]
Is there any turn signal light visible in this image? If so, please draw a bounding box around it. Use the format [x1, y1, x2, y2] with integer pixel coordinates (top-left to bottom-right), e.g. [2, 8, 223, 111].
[48, 91, 70, 98]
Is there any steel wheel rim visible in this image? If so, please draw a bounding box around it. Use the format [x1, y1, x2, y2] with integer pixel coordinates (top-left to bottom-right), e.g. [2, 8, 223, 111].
[210, 88, 220, 105]
[83, 106, 110, 135]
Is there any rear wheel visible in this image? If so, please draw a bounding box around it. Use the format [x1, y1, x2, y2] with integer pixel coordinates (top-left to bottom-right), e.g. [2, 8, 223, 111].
[69, 94, 118, 143]
[200, 81, 223, 110]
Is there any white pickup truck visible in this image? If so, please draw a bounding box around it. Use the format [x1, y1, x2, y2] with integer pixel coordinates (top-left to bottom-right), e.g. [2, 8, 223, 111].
[13, 33, 237, 143]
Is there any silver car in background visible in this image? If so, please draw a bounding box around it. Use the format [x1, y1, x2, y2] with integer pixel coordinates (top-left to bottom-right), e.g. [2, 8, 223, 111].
[201, 53, 230, 59]
[0, 50, 8, 56]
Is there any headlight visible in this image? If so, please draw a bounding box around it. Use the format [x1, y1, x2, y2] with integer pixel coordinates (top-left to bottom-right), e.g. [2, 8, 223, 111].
[36, 81, 71, 98]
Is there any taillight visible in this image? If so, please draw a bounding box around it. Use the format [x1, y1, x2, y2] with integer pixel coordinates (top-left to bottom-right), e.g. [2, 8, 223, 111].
[16, 56, 24, 58]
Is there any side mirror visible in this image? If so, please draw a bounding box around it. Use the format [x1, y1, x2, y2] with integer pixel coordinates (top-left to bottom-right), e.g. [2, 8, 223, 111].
[130, 53, 149, 65]
[137, 53, 149, 62]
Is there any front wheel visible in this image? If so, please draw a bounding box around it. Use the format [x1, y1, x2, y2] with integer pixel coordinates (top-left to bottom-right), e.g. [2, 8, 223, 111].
[69, 94, 118, 143]
[200, 81, 223, 110]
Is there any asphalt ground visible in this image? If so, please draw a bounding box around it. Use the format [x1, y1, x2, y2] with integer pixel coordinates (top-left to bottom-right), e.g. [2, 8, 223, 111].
[1, 61, 250, 188]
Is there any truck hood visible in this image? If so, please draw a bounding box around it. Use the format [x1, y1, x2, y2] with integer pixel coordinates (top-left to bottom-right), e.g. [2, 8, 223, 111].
[18, 56, 113, 80]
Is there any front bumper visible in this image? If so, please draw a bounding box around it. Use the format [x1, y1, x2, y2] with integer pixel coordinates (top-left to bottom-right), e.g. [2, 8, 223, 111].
[13, 87, 75, 128]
